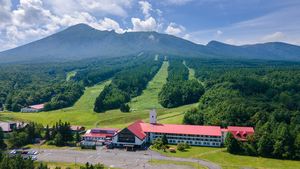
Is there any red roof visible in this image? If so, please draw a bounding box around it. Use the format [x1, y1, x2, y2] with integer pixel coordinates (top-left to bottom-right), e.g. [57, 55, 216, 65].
[141, 123, 221, 136]
[82, 132, 115, 138]
[126, 120, 147, 140]
[91, 127, 120, 132]
[29, 104, 44, 110]
[70, 126, 84, 131]
[221, 128, 228, 132]
[227, 126, 254, 141]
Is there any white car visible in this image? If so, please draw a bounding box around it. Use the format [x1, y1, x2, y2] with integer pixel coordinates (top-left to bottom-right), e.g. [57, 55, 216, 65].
[10, 150, 16, 154]
[32, 156, 37, 161]
[33, 151, 38, 155]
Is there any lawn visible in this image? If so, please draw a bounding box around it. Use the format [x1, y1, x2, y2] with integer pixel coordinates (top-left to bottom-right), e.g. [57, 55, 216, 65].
[183, 61, 196, 80]
[66, 69, 78, 81]
[152, 145, 223, 158]
[198, 150, 300, 169]
[24, 142, 70, 150]
[34, 161, 117, 169]
[151, 159, 207, 169]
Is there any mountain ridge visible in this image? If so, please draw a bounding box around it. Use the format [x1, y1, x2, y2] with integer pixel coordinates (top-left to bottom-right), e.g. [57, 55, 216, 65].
[0, 23, 299, 64]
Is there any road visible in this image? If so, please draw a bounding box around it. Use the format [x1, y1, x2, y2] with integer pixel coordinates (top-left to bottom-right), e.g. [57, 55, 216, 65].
[28, 147, 221, 169]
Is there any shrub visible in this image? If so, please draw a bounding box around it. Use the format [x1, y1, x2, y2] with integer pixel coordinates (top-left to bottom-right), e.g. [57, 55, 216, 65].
[177, 142, 185, 151]
[184, 142, 190, 149]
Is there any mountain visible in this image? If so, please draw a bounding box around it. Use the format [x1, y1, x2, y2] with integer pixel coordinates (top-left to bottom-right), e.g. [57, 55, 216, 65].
[0, 24, 299, 64]
[0, 24, 210, 64]
[206, 41, 300, 60]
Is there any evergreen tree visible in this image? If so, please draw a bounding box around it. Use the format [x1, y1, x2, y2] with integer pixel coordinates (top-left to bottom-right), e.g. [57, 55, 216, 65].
[37, 163, 49, 169]
[45, 125, 50, 141]
[225, 132, 242, 154]
[5, 94, 13, 111]
[76, 127, 81, 142]
[257, 132, 274, 157]
[294, 133, 300, 159]
[12, 102, 20, 112]
[53, 133, 64, 146]
[162, 133, 168, 145]
[0, 155, 12, 169]
[0, 127, 5, 149]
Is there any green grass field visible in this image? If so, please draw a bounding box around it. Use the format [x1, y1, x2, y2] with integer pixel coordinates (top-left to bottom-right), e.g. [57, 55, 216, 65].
[151, 160, 207, 169]
[198, 150, 300, 169]
[183, 61, 196, 80]
[34, 161, 117, 169]
[66, 69, 78, 81]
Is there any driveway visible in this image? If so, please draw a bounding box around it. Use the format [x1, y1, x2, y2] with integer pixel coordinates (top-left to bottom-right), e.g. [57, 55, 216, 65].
[30, 147, 221, 169]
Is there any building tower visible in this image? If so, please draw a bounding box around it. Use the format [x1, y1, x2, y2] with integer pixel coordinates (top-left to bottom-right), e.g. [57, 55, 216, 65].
[149, 108, 157, 124]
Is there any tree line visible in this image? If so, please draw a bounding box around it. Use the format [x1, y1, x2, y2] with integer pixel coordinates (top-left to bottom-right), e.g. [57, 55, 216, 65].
[94, 61, 163, 112]
[158, 60, 205, 108]
[183, 57, 300, 159]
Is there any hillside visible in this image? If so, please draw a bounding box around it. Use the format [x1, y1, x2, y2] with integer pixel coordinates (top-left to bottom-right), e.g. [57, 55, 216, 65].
[1, 24, 300, 64]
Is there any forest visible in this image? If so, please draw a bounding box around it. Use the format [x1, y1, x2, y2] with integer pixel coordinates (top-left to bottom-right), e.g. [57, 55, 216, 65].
[94, 60, 163, 112]
[183, 58, 300, 159]
[158, 60, 205, 108]
[0, 52, 155, 111]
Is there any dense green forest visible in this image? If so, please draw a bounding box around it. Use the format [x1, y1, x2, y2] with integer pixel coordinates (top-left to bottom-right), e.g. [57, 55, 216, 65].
[158, 60, 205, 108]
[183, 58, 300, 159]
[0, 53, 154, 111]
[94, 60, 163, 112]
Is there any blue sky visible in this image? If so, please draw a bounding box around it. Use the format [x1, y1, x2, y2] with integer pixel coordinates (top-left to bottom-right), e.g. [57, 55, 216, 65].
[0, 0, 300, 51]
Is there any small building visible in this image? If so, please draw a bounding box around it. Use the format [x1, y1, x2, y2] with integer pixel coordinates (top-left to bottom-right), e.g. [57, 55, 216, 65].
[82, 127, 120, 146]
[0, 121, 28, 136]
[21, 104, 44, 113]
[70, 126, 85, 134]
[221, 126, 255, 143]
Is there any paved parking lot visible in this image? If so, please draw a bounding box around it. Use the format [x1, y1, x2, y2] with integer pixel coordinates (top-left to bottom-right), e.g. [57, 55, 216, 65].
[22, 147, 221, 169]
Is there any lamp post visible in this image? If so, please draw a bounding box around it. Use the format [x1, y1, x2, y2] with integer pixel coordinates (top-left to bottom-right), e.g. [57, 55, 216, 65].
[198, 161, 199, 169]
[75, 156, 76, 165]
[151, 154, 152, 162]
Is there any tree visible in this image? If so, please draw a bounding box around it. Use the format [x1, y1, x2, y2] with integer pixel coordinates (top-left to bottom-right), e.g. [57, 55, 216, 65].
[162, 133, 168, 145]
[0, 127, 5, 149]
[36, 163, 49, 169]
[0, 155, 12, 169]
[45, 125, 50, 141]
[12, 102, 20, 112]
[225, 132, 242, 154]
[177, 142, 185, 151]
[257, 132, 274, 157]
[53, 133, 64, 146]
[5, 94, 13, 111]
[76, 127, 81, 142]
[120, 104, 130, 112]
[294, 133, 300, 159]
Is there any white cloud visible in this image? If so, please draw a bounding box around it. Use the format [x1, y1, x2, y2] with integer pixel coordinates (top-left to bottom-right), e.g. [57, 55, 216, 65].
[156, 9, 162, 16]
[183, 34, 190, 40]
[59, 12, 95, 27]
[225, 39, 235, 45]
[164, 22, 185, 35]
[130, 17, 156, 31]
[91, 18, 125, 34]
[217, 30, 222, 36]
[46, 0, 129, 17]
[259, 32, 284, 42]
[0, 0, 12, 28]
[148, 35, 155, 40]
[167, 0, 193, 5]
[138, 1, 152, 18]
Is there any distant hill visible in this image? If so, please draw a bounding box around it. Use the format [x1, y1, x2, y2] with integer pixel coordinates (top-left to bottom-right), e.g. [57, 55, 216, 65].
[0, 24, 299, 64]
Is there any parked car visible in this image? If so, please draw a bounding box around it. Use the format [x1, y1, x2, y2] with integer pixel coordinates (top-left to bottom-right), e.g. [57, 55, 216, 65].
[32, 156, 37, 161]
[33, 151, 38, 155]
[10, 150, 16, 154]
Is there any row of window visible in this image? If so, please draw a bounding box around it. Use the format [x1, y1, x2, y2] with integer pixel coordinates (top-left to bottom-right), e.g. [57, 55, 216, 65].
[152, 133, 221, 138]
[168, 140, 220, 146]
[82, 137, 105, 141]
[154, 136, 220, 142]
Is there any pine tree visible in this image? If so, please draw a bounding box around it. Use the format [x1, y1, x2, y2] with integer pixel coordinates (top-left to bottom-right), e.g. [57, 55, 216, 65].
[257, 132, 274, 157]
[45, 125, 50, 141]
[225, 132, 242, 154]
[294, 133, 300, 159]
[76, 127, 81, 142]
[12, 102, 20, 112]
[162, 133, 168, 145]
[0, 127, 5, 149]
